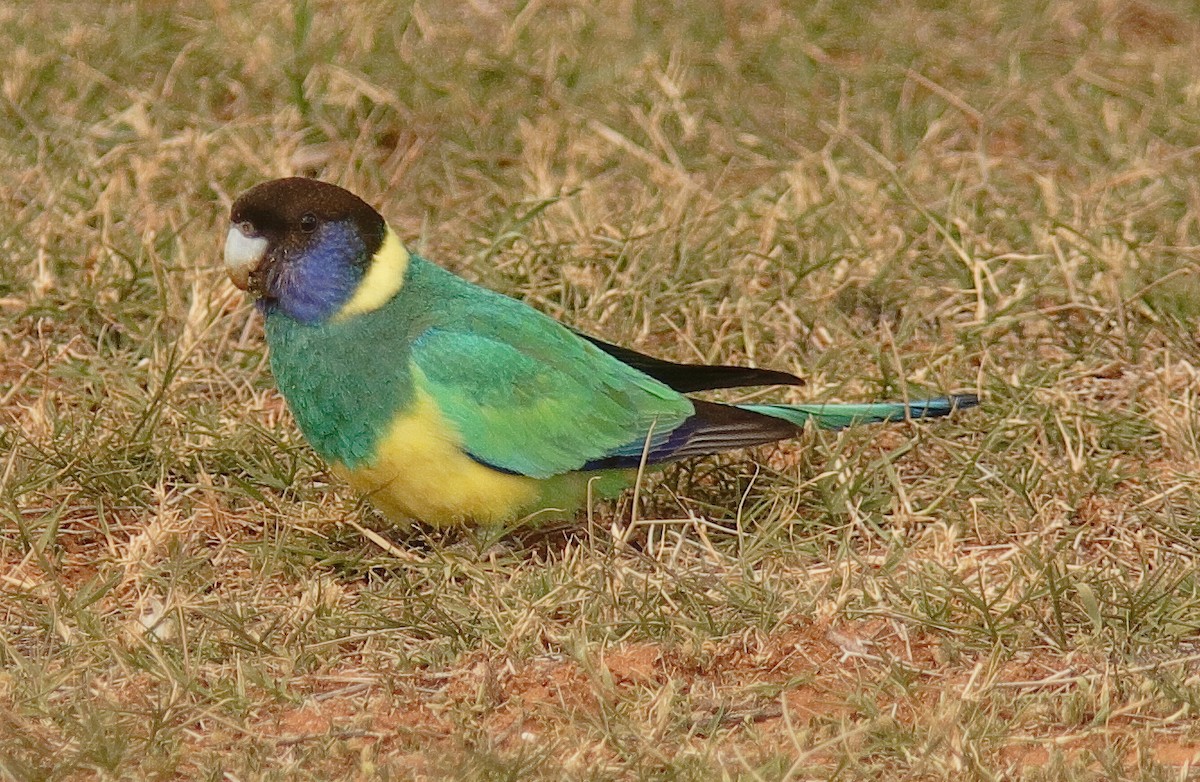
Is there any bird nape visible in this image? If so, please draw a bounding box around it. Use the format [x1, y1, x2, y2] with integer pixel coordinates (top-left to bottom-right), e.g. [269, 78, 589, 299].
[224, 177, 978, 527]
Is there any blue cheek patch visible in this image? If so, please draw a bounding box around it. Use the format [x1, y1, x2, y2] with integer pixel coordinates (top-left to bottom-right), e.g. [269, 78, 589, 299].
[269, 222, 366, 324]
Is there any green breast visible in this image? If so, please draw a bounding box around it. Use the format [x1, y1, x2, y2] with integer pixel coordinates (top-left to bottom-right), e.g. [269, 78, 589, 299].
[263, 261, 449, 467]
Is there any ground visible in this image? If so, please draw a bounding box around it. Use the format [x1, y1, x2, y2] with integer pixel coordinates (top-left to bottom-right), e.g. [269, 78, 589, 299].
[3, 0, 1200, 779]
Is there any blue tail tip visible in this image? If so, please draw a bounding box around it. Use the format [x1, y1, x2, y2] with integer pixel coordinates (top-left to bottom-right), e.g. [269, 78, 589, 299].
[920, 393, 980, 415]
[948, 393, 980, 410]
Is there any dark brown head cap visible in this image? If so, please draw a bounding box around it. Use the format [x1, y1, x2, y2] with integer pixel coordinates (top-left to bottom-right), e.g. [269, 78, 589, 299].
[230, 177, 386, 255]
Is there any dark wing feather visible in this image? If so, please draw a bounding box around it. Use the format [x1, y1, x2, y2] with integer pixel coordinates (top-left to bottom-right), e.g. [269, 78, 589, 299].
[582, 400, 800, 470]
[576, 332, 803, 392]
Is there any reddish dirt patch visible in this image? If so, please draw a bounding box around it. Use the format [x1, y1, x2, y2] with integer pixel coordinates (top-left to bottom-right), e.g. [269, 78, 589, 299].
[1000, 735, 1200, 771]
[1147, 740, 1200, 766]
[603, 642, 667, 685]
[1115, 1, 1191, 46]
[276, 701, 356, 736]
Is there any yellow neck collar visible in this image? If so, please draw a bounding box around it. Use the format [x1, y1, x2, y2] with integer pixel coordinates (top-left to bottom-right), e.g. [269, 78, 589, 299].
[334, 226, 410, 321]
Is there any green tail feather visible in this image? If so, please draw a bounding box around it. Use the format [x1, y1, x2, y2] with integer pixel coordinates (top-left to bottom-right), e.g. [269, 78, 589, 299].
[741, 394, 978, 431]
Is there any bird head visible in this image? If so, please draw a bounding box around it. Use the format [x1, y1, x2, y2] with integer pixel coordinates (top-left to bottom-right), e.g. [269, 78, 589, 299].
[224, 177, 400, 324]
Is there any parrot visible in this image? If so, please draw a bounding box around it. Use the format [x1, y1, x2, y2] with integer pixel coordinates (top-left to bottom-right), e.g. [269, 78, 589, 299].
[223, 177, 976, 527]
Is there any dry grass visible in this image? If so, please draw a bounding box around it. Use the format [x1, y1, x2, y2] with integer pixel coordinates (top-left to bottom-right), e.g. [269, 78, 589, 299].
[3, 0, 1200, 779]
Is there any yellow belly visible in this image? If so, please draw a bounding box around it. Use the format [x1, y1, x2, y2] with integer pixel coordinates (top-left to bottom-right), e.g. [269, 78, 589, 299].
[334, 390, 567, 526]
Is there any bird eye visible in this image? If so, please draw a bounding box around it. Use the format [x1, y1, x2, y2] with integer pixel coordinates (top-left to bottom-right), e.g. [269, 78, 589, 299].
[299, 213, 318, 232]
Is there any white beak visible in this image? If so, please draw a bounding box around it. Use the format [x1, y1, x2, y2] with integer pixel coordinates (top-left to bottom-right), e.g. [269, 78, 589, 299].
[224, 225, 269, 291]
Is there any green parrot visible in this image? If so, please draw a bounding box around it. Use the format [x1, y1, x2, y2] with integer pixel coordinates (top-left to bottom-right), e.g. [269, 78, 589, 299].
[224, 178, 976, 526]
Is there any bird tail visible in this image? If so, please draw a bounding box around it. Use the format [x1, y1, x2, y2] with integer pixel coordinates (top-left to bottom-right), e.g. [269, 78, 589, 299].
[740, 394, 979, 431]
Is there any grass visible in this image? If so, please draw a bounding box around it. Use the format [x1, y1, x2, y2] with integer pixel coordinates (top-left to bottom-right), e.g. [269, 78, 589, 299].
[3, 0, 1200, 778]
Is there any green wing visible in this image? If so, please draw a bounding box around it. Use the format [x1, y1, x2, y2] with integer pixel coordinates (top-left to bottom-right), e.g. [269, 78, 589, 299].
[410, 325, 694, 479]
